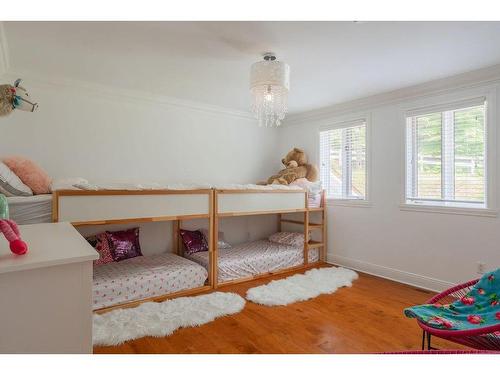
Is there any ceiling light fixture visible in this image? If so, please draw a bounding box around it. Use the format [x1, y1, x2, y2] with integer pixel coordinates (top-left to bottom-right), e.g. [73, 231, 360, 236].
[250, 53, 290, 127]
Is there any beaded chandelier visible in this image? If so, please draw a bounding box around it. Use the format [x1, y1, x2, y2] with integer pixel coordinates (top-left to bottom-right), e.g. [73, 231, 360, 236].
[250, 53, 290, 127]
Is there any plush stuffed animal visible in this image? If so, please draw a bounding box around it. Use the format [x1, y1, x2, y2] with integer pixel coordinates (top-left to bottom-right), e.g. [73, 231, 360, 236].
[0, 79, 38, 116]
[265, 148, 319, 185]
[0, 193, 28, 255]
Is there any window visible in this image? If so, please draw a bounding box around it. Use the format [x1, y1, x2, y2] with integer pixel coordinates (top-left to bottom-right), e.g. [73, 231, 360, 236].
[405, 98, 487, 208]
[320, 120, 367, 200]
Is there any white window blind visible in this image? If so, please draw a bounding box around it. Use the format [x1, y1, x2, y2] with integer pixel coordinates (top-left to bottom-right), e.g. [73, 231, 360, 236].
[320, 120, 367, 200]
[405, 99, 487, 208]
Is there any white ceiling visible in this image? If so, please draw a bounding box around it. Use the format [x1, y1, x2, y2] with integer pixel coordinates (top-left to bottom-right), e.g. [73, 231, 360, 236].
[4, 21, 500, 114]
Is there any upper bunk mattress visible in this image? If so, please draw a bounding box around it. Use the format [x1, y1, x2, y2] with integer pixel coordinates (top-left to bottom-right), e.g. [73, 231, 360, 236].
[6, 194, 53, 224]
[186, 240, 319, 283]
[93, 252, 208, 309]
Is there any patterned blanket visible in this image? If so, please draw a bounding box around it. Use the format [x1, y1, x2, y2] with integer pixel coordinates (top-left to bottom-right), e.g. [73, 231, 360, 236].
[404, 269, 500, 331]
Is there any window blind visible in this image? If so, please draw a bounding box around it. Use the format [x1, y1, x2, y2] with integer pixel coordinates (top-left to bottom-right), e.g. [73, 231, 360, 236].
[320, 120, 367, 200]
[405, 100, 486, 208]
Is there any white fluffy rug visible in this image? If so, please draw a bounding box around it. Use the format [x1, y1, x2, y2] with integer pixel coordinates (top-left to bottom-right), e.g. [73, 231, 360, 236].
[246, 267, 358, 306]
[93, 292, 245, 346]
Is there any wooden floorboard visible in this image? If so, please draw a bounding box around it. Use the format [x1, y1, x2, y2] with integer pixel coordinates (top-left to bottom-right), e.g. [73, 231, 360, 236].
[94, 266, 464, 354]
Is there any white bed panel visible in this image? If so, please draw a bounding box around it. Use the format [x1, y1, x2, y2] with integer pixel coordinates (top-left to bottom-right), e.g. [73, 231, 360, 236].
[58, 193, 209, 223]
[217, 192, 306, 215]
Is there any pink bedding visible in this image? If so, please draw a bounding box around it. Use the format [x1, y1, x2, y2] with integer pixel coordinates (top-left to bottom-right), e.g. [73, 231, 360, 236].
[93, 253, 208, 309]
[186, 239, 319, 283]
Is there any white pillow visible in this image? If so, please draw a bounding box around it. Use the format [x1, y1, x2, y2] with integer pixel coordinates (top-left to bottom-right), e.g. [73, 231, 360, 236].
[0, 162, 33, 197]
[268, 231, 304, 247]
[199, 228, 232, 249]
[289, 178, 322, 195]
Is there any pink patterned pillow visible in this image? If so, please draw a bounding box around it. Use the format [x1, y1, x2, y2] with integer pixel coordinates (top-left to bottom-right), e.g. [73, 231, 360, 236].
[269, 232, 304, 247]
[86, 233, 114, 266]
[2, 156, 52, 194]
[180, 229, 208, 254]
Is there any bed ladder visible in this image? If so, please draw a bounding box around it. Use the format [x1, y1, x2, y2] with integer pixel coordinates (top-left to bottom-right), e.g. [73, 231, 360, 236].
[278, 190, 327, 265]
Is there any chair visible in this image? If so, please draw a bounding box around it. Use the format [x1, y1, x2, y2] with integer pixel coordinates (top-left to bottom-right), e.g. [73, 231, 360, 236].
[383, 350, 499, 354]
[418, 278, 500, 351]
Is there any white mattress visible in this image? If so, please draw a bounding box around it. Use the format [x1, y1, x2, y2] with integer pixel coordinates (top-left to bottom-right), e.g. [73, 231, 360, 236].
[93, 253, 208, 309]
[6, 194, 53, 224]
[51, 178, 304, 192]
[52, 178, 212, 191]
[187, 239, 319, 283]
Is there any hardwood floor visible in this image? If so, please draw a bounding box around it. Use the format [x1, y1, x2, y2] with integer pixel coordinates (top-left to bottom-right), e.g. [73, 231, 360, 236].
[94, 266, 463, 354]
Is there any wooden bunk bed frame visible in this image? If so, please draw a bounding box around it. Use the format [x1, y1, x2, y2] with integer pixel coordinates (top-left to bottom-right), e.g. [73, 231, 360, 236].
[52, 189, 215, 313]
[213, 189, 327, 288]
[52, 188, 328, 311]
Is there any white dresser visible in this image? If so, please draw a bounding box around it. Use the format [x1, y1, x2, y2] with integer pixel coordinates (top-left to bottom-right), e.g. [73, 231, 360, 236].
[0, 222, 98, 353]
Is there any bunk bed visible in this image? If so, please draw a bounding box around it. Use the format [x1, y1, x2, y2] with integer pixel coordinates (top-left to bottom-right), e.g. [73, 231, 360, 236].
[53, 189, 214, 312]
[188, 188, 327, 287]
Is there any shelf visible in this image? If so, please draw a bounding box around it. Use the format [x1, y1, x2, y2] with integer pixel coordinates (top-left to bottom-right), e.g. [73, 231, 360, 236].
[307, 240, 324, 249]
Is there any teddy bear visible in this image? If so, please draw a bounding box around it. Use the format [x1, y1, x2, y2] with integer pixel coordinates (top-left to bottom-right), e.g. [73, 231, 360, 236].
[265, 148, 319, 185]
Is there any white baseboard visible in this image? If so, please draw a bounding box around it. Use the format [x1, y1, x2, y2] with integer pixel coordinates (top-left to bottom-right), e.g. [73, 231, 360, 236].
[327, 254, 455, 292]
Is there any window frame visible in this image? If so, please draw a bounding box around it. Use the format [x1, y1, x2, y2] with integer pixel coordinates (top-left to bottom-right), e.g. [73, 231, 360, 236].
[401, 91, 497, 217]
[319, 115, 372, 207]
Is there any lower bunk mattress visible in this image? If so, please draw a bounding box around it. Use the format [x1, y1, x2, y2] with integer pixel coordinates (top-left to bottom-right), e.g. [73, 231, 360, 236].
[93, 252, 208, 309]
[187, 239, 319, 283]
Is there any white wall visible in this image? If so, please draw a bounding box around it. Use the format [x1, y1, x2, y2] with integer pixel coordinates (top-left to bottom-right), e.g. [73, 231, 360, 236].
[0, 76, 280, 249]
[277, 73, 500, 291]
[0, 77, 277, 184]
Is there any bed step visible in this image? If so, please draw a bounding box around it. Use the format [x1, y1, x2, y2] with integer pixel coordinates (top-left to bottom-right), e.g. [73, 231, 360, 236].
[308, 223, 323, 229]
[307, 207, 324, 212]
[280, 219, 323, 229]
[307, 240, 324, 249]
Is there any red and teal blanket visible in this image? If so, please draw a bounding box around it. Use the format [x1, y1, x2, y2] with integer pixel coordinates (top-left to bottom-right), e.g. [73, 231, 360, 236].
[404, 269, 500, 331]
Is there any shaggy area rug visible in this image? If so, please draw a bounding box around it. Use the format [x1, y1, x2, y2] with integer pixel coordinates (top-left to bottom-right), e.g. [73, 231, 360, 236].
[246, 267, 358, 306]
[93, 292, 245, 346]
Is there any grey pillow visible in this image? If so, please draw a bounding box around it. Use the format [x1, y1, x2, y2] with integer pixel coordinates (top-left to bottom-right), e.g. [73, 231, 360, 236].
[0, 162, 33, 197]
[200, 228, 232, 249]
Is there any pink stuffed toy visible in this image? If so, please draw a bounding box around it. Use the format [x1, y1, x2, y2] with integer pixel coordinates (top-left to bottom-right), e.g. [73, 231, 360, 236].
[0, 219, 28, 255]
